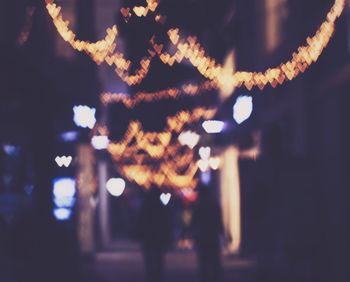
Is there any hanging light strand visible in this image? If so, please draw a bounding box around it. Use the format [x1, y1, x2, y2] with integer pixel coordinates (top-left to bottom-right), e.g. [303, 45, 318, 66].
[107, 107, 217, 160]
[120, 0, 160, 20]
[118, 161, 198, 190]
[100, 80, 217, 107]
[47, 0, 345, 90]
[105, 52, 154, 86]
[45, 0, 118, 64]
[164, 0, 345, 90]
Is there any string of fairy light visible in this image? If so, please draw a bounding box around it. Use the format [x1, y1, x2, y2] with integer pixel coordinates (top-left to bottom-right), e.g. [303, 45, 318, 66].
[46, 0, 345, 89]
[163, 0, 345, 90]
[46, 0, 346, 190]
[107, 107, 216, 159]
[100, 80, 217, 108]
[105, 108, 216, 190]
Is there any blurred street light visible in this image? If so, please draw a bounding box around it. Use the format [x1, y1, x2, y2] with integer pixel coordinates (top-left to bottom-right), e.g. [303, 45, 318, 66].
[73, 105, 96, 129]
[199, 146, 211, 160]
[178, 131, 200, 149]
[106, 178, 126, 197]
[160, 193, 171, 206]
[91, 135, 110, 150]
[202, 120, 225, 134]
[233, 96, 253, 124]
[53, 208, 73, 221]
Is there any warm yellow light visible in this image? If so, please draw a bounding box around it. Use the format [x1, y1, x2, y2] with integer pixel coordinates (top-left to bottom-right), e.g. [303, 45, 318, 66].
[47, 0, 345, 91]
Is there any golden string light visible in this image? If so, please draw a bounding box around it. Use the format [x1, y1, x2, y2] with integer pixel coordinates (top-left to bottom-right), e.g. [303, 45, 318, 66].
[104, 37, 163, 86]
[46, 0, 153, 85]
[110, 143, 191, 166]
[107, 107, 217, 160]
[46, 0, 345, 191]
[120, 0, 160, 20]
[100, 80, 217, 107]
[47, 0, 345, 91]
[106, 107, 215, 190]
[163, 0, 346, 90]
[106, 108, 214, 190]
[105, 52, 154, 86]
[45, 0, 118, 64]
[118, 159, 199, 190]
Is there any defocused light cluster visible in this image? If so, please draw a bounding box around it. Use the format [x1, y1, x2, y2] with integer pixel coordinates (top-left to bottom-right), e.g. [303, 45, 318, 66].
[47, 0, 345, 91]
[160, 193, 171, 205]
[233, 96, 253, 124]
[46, 1, 118, 64]
[197, 147, 221, 172]
[106, 108, 217, 190]
[119, 161, 198, 190]
[105, 53, 153, 85]
[106, 178, 126, 197]
[46, 0, 345, 193]
[55, 156, 73, 168]
[100, 80, 217, 108]
[2, 144, 18, 156]
[165, 0, 345, 90]
[120, 0, 160, 21]
[107, 107, 216, 160]
[73, 105, 96, 129]
[178, 131, 200, 149]
[91, 135, 110, 150]
[52, 177, 76, 221]
[202, 120, 225, 134]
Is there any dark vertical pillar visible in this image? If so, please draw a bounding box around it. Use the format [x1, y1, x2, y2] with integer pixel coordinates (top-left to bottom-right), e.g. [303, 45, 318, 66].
[75, 0, 100, 107]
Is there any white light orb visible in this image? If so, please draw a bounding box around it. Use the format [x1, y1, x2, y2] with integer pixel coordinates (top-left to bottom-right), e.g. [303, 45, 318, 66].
[106, 178, 126, 197]
[73, 105, 96, 129]
[199, 147, 211, 160]
[233, 96, 253, 124]
[91, 135, 110, 150]
[178, 131, 200, 149]
[53, 208, 72, 221]
[202, 120, 225, 134]
[53, 178, 76, 199]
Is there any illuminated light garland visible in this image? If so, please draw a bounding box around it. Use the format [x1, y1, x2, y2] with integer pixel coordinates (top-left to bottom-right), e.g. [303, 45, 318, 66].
[45, 0, 118, 64]
[118, 161, 198, 190]
[105, 52, 154, 86]
[107, 107, 217, 160]
[107, 108, 213, 190]
[46, 0, 152, 85]
[100, 80, 217, 107]
[104, 36, 162, 86]
[164, 0, 346, 90]
[165, 150, 194, 168]
[120, 0, 160, 19]
[46, 0, 345, 95]
[110, 143, 191, 166]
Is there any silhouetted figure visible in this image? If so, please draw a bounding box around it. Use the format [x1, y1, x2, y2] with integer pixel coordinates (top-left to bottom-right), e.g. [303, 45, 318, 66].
[136, 188, 172, 282]
[192, 184, 223, 282]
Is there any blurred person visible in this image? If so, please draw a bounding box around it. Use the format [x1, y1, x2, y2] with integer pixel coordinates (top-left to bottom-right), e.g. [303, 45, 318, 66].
[192, 184, 223, 282]
[135, 187, 172, 282]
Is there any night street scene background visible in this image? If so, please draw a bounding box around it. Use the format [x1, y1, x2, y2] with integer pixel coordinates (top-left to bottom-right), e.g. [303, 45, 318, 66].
[1, 0, 350, 282]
